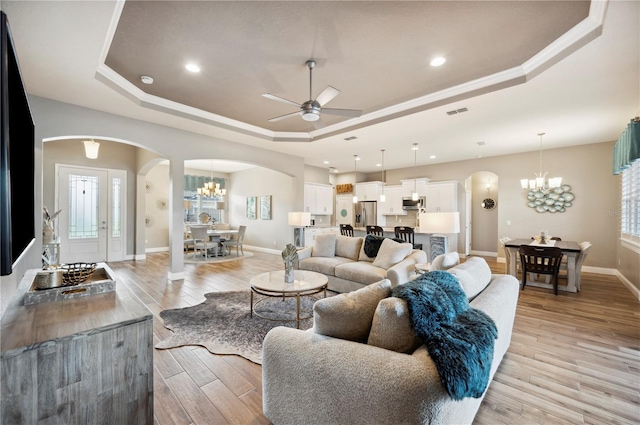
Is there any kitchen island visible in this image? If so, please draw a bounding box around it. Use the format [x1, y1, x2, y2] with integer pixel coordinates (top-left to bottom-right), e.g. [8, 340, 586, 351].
[0, 264, 154, 424]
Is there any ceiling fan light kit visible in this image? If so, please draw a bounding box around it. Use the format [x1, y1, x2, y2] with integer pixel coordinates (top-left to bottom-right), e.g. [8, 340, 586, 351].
[263, 59, 362, 126]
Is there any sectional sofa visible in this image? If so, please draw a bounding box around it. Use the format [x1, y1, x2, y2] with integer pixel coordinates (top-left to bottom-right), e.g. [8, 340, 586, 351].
[296, 233, 427, 293]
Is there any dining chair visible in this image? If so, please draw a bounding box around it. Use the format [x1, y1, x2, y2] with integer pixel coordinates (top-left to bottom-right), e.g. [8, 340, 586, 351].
[340, 224, 354, 237]
[366, 225, 384, 236]
[183, 223, 194, 253]
[518, 245, 564, 295]
[394, 226, 422, 250]
[499, 237, 514, 274]
[558, 241, 591, 290]
[223, 225, 247, 256]
[190, 226, 221, 260]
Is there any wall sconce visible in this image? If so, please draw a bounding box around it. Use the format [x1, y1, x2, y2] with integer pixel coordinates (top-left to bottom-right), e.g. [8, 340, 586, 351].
[486, 179, 492, 191]
[83, 139, 100, 159]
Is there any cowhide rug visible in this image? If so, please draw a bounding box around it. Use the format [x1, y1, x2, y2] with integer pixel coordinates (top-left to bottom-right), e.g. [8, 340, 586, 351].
[155, 290, 324, 364]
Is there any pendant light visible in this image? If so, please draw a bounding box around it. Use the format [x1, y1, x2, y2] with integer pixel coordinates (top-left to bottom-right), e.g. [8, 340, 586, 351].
[352, 155, 359, 204]
[412, 143, 419, 201]
[520, 132, 562, 191]
[379, 149, 386, 202]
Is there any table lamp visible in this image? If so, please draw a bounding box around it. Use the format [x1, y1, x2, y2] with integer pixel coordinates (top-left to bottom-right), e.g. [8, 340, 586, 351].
[419, 212, 460, 262]
[288, 212, 311, 248]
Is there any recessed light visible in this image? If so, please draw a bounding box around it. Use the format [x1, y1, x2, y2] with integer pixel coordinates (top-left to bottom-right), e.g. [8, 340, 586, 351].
[376, 163, 382, 167]
[430, 56, 446, 67]
[140, 75, 154, 84]
[429, 155, 436, 159]
[323, 161, 329, 164]
[185, 63, 201, 73]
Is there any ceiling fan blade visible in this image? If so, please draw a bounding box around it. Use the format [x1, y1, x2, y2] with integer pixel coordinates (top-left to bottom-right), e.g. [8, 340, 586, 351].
[268, 111, 301, 122]
[322, 108, 362, 118]
[262, 93, 301, 108]
[315, 86, 340, 106]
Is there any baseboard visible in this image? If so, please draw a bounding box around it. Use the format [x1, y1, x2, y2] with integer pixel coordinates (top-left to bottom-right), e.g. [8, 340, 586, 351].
[244, 245, 280, 255]
[470, 250, 497, 258]
[615, 270, 640, 301]
[134, 254, 146, 260]
[146, 246, 169, 253]
[167, 271, 185, 281]
[582, 265, 617, 275]
[496, 257, 506, 264]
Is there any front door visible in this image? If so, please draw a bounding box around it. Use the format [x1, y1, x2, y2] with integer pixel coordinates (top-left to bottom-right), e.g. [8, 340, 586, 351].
[57, 165, 126, 263]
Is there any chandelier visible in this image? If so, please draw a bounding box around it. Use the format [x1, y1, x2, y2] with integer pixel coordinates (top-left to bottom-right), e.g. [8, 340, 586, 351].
[520, 132, 562, 192]
[197, 161, 226, 198]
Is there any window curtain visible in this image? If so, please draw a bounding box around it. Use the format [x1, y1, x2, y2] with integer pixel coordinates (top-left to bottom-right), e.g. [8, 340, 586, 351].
[613, 118, 640, 175]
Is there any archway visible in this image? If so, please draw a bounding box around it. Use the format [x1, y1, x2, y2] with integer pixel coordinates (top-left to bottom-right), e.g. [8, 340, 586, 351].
[465, 171, 499, 257]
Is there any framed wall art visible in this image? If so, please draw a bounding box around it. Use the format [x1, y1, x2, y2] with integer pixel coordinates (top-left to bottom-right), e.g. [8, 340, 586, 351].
[247, 196, 257, 219]
[260, 195, 272, 220]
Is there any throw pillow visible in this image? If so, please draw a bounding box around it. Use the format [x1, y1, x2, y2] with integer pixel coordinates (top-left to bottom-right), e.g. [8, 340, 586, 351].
[363, 234, 407, 258]
[313, 279, 392, 342]
[312, 233, 336, 258]
[367, 297, 422, 353]
[372, 238, 413, 270]
[431, 252, 460, 270]
[335, 235, 363, 261]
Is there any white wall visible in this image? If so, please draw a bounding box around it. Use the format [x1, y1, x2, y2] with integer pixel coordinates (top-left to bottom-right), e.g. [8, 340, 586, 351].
[229, 167, 296, 250]
[144, 164, 170, 250]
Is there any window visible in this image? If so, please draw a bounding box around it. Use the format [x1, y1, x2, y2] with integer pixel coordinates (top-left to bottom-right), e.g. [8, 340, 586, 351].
[621, 160, 640, 237]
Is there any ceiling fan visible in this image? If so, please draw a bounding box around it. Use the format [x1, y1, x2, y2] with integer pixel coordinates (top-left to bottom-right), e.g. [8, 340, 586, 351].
[263, 59, 363, 125]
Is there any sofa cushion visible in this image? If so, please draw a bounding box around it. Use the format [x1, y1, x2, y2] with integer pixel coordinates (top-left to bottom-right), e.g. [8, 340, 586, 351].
[367, 297, 422, 353]
[312, 233, 336, 257]
[448, 257, 493, 300]
[336, 235, 363, 261]
[372, 238, 413, 269]
[299, 256, 354, 276]
[313, 279, 392, 342]
[431, 252, 460, 270]
[334, 261, 387, 285]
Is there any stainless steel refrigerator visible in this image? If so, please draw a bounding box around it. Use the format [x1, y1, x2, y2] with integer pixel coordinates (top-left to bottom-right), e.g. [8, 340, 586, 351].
[354, 201, 377, 227]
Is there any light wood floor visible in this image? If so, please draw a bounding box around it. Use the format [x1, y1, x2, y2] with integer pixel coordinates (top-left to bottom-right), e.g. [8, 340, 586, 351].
[107, 252, 640, 425]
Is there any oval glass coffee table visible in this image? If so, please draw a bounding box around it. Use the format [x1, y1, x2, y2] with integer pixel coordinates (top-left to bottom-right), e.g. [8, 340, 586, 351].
[250, 270, 328, 329]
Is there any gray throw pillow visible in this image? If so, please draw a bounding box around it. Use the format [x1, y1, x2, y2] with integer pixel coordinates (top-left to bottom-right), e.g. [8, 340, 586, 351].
[313, 279, 392, 342]
[312, 233, 336, 257]
[372, 238, 413, 269]
[368, 297, 422, 353]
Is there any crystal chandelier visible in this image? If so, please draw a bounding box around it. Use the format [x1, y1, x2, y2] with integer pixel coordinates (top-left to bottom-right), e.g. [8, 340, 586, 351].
[379, 149, 386, 202]
[352, 155, 359, 204]
[412, 143, 419, 201]
[520, 132, 562, 192]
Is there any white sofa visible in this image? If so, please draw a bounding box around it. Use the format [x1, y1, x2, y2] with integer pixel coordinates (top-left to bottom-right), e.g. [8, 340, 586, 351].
[263, 257, 520, 425]
[296, 233, 427, 293]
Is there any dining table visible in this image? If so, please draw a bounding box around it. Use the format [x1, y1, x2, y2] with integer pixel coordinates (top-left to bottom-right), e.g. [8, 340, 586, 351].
[207, 229, 239, 256]
[503, 238, 582, 292]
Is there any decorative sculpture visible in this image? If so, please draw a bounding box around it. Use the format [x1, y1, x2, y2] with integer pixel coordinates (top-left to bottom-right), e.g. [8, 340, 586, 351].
[42, 207, 61, 243]
[281, 243, 298, 283]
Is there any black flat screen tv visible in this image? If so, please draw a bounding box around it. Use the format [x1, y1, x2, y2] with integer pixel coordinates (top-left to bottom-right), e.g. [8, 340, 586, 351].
[1, 11, 35, 276]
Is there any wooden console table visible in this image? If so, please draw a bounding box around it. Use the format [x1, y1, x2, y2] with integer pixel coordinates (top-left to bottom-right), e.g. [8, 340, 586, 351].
[0, 264, 154, 423]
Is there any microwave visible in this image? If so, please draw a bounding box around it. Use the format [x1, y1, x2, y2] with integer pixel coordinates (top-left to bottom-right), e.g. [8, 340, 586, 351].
[402, 197, 426, 210]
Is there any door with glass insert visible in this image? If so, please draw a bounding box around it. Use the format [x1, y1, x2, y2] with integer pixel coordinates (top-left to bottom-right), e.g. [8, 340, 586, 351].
[57, 166, 125, 264]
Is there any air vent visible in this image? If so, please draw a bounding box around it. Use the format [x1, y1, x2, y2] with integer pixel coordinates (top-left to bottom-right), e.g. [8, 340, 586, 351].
[477, 141, 486, 146]
[446, 107, 469, 115]
[344, 136, 358, 141]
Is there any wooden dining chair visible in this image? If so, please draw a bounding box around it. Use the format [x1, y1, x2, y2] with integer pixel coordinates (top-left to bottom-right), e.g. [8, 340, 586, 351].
[340, 224, 354, 237]
[518, 245, 563, 295]
[394, 226, 422, 250]
[366, 225, 384, 236]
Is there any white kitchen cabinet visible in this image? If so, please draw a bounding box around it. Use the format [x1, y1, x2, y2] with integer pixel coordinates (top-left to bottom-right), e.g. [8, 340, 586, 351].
[304, 183, 333, 215]
[355, 181, 384, 201]
[400, 178, 431, 198]
[380, 185, 407, 215]
[423, 181, 458, 212]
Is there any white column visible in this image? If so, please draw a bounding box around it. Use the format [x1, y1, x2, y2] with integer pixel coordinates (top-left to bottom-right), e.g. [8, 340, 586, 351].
[168, 160, 185, 281]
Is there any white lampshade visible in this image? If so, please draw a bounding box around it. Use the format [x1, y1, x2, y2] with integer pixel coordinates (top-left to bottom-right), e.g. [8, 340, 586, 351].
[288, 212, 311, 227]
[419, 212, 460, 234]
[83, 140, 100, 159]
